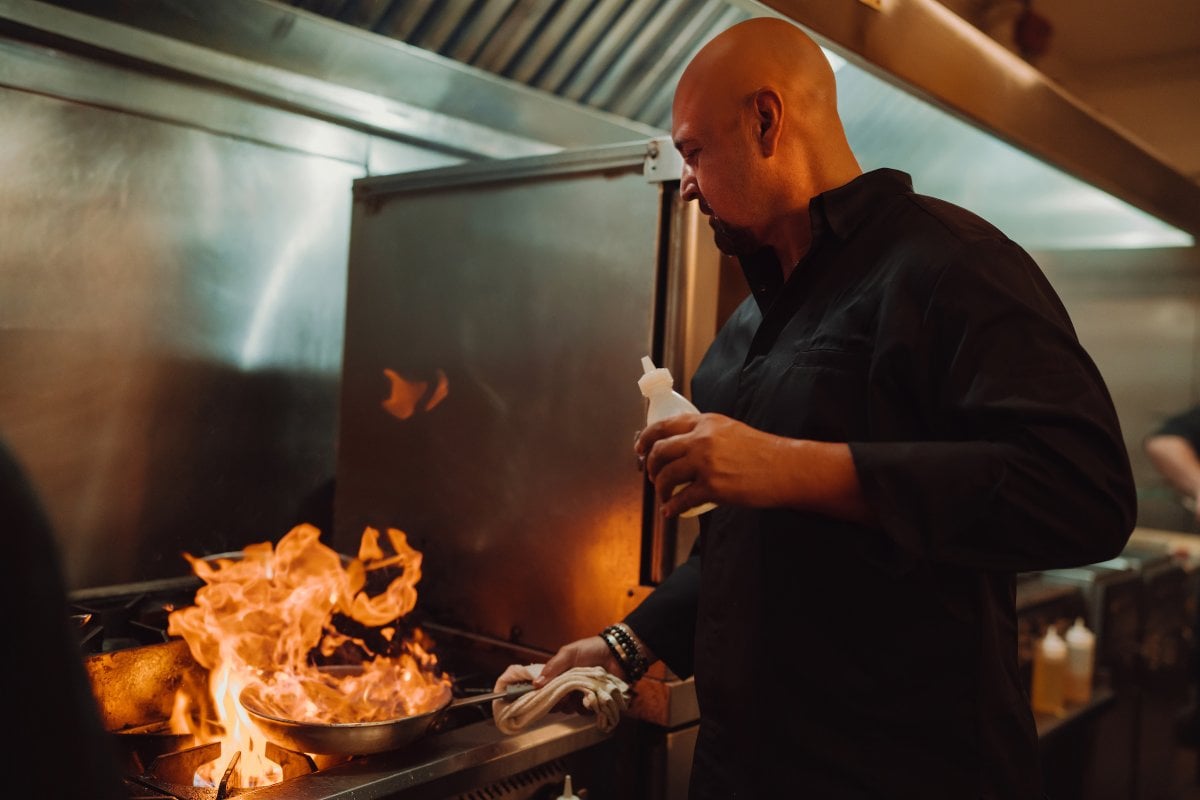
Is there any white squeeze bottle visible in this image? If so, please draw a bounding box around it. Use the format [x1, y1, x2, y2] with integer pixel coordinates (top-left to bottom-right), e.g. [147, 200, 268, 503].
[638, 356, 717, 518]
[1064, 617, 1096, 704]
[555, 775, 581, 800]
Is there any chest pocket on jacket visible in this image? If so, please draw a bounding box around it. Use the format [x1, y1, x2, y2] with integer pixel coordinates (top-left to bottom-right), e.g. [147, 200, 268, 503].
[789, 345, 869, 375]
[768, 343, 871, 440]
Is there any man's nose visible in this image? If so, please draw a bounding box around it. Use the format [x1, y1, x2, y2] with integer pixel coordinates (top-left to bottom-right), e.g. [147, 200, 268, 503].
[679, 167, 699, 203]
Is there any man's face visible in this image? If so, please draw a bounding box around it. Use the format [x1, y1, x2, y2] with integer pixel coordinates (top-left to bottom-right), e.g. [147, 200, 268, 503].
[672, 87, 763, 257]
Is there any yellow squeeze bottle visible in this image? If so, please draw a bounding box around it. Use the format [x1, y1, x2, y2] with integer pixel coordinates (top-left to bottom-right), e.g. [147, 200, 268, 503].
[1064, 617, 1095, 704]
[1032, 625, 1067, 716]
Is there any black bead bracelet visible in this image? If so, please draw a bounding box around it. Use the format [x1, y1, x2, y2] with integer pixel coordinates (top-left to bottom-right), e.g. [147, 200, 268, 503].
[600, 623, 647, 682]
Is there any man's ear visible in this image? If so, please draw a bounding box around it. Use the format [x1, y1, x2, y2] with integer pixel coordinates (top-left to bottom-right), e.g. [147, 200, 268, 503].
[754, 88, 783, 156]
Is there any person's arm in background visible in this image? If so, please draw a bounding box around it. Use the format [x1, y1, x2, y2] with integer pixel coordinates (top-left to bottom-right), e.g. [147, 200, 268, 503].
[1147, 412, 1200, 525]
[1144, 435, 1200, 499]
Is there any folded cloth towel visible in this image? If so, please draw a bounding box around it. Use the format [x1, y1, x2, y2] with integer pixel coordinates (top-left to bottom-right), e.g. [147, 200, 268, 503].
[492, 663, 630, 734]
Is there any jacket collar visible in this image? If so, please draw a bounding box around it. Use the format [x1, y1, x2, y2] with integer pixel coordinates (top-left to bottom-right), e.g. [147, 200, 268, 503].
[738, 168, 914, 312]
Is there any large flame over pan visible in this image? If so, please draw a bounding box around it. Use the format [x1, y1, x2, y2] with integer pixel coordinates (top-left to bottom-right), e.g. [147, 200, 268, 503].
[166, 523, 450, 787]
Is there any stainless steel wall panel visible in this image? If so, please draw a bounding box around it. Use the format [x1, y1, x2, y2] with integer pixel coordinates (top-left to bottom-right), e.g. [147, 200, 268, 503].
[0, 85, 363, 589]
[335, 156, 667, 650]
[1, 0, 652, 595]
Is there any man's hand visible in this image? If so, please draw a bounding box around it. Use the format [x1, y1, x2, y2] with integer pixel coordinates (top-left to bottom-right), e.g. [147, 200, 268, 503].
[491, 635, 621, 716]
[635, 412, 873, 523]
[537, 635, 621, 687]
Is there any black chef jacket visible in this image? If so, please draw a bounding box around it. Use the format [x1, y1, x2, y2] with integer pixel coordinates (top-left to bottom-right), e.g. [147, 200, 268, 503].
[625, 169, 1136, 800]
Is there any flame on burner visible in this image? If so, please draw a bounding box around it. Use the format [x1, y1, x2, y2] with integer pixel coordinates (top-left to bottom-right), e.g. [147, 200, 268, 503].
[166, 523, 451, 788]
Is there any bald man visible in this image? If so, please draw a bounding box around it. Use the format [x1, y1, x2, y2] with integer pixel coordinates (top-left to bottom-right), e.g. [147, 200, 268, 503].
[518, 17, 1135, 799]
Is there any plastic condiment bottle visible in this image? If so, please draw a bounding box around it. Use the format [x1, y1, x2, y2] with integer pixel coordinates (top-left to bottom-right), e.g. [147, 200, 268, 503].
[1064, 617, 1096, 704]
[637, 356, 717, 517]
[556, 774, 581, 800]
[1031, 625, 1067, 716]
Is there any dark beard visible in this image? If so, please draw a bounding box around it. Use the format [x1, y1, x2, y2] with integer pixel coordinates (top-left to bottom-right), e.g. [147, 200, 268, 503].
[710, 217, 760, 257]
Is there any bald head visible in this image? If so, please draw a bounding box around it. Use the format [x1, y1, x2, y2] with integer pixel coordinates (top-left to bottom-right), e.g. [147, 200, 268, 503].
[676, 17, 840, 131]
[671, 18, 861, 266]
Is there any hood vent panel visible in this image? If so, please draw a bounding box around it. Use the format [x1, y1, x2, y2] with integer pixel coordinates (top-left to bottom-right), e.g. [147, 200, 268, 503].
[286, 0, 1196, 249]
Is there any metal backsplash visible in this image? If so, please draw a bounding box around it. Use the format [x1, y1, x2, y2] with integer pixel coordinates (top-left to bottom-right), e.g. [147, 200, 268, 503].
[335, 144, 674, 648]
[0, 2, 649, 592]
[0, 75, 357, 590]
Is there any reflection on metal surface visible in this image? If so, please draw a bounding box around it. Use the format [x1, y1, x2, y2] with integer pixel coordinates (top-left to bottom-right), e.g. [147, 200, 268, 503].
[0, 2, 676, 595]
[0, 76, 361, 590]
[336, 153, 676, 649]
[238, 156, 355, 370]
[381, 367, 449, 420]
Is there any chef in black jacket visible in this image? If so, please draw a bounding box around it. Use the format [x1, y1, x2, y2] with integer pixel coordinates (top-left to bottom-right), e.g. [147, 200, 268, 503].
[1, 438, 127, 800]
[1144, 406, 1200, 745]
[1145, 405, 1200, 525]
[513, 17, 1137, 800]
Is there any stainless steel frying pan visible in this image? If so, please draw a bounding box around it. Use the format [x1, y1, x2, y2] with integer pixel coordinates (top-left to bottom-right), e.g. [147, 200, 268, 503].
[239, 677, 534, 755]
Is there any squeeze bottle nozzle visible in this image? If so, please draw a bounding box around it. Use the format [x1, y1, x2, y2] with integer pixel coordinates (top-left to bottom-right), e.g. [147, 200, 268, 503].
[556, 774, 581, 800]
[638, 356, 675, 397]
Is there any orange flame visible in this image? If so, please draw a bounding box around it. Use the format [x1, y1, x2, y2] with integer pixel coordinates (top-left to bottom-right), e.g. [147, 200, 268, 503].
[166, 523, 451, 788]
[381, 367, 449, 420]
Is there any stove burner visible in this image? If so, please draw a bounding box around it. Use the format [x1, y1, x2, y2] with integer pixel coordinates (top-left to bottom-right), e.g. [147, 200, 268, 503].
[72, 587, 197, 655]
[116, 732, 345, 800]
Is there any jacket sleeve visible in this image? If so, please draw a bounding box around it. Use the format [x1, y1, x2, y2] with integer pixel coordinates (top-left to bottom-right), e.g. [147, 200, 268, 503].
[851, 237, 1136, 572]
[622, 550, 701, 679]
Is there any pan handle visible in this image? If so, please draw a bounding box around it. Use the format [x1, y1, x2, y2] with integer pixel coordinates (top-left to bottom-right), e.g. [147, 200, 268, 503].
[448, 682, 534, 710]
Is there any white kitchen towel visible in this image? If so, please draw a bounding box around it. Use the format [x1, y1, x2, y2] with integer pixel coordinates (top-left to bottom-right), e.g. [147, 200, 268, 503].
[492, 663, 630, 734]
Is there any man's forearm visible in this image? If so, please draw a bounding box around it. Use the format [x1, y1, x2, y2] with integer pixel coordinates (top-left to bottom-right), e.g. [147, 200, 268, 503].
[775, 439, 876, 525]
[1145, 434, 1200, 500]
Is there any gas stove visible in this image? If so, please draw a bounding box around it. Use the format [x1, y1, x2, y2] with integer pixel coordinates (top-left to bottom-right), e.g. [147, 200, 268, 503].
[71, 581, 622, 800]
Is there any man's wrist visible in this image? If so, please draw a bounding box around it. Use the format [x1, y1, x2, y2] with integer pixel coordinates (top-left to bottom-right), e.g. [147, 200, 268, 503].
[614, 622, 656, 665]
[599, 623, 648, 682]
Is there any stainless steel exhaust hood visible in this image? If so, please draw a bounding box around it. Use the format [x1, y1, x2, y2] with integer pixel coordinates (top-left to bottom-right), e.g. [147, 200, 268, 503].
[754, 0, 1199, 249]
[10, 0, 1199, 249]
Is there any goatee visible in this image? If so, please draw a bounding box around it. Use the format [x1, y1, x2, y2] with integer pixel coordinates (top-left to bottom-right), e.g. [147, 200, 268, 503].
[710, 217, 760, 257]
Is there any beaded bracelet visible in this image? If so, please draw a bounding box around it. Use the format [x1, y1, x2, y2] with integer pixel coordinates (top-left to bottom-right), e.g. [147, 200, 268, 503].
[600, 623, 648, 682]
